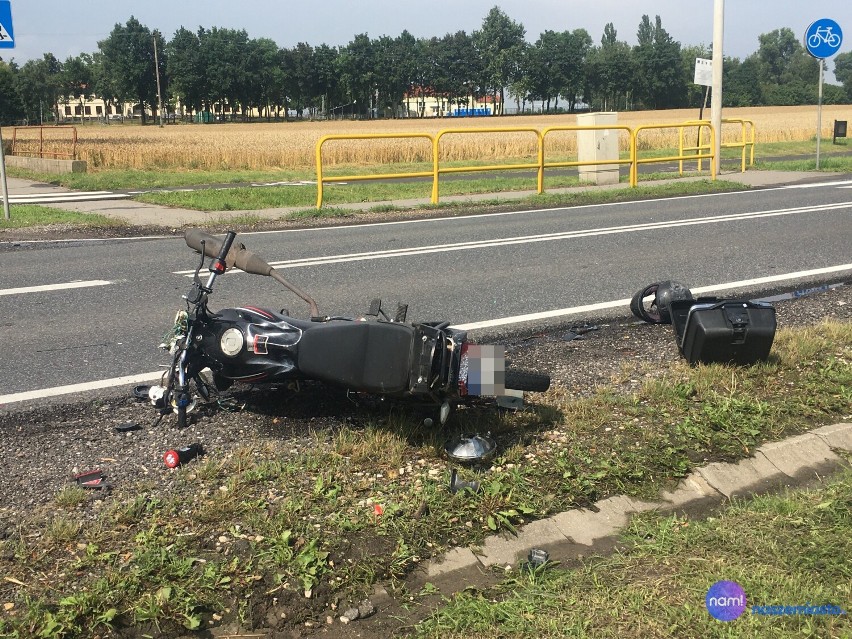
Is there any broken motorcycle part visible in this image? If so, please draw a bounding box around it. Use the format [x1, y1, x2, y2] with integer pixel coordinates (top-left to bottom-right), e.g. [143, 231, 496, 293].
[630, 280, 694, 324]
[163, 443, 205, 468]
[445, 434, 497, 464]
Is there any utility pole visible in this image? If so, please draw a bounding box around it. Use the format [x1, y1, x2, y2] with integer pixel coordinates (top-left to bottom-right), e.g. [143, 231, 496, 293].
[711, 0, 724, 176]
[153, 31, 164, 127]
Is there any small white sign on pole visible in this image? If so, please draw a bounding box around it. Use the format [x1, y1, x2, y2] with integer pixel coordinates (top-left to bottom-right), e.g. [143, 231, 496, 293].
[694, 58, 713, 86]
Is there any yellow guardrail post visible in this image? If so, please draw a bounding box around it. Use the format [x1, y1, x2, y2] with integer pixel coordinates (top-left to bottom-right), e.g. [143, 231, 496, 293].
[540, 125, 634, 188]
[315, 133, 436, 208]
[679, 127, 685, 176]
[633, 122, 715, 186]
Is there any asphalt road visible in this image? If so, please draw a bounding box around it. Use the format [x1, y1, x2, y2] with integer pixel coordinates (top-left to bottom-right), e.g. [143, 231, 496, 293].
[1, 179, 851, 399]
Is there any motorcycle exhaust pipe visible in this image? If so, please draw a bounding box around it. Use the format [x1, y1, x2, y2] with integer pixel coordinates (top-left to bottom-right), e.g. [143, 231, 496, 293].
[184, 229, 320, 317]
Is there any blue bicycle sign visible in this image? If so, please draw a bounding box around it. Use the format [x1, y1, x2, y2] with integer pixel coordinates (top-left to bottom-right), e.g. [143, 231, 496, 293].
[805, 19, 843, 59]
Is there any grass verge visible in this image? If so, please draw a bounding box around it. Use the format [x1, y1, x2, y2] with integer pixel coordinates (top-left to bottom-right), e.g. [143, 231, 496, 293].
[416, 466, 851, 639]
[0, 319, 849, 636]
[0, 205, 119, 229]
[133, 177, 743, 214]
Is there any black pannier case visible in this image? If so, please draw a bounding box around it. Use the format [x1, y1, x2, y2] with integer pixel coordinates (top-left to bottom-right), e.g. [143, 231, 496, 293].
[668, 298, 776, 365]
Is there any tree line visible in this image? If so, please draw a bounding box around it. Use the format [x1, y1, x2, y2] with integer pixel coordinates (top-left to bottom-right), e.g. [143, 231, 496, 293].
[1, 6, 850, 126]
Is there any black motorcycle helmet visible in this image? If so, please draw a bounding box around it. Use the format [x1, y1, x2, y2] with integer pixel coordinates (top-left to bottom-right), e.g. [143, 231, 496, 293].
[630, 280, 693, 324]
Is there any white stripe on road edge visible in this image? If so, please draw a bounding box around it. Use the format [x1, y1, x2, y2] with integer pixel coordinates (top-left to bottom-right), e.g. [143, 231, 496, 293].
[9, 193, 131, 204]
[10, 191, 115, 199]
[5, 263, 852, 405]
[783, 179, 852, 189]
[0, 280, 112, 297]
[175, 201, 852, 275]
[0, 371, 163, 406]
[454, 263, 852, 330]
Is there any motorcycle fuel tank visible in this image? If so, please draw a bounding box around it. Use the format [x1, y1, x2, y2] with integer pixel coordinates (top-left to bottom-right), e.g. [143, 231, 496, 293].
[199, 306, 303, 383]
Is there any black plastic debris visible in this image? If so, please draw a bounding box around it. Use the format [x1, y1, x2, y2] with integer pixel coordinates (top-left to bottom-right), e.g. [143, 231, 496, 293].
[115, 421, 141, 433]
[74, 469, 110, 490]
[132, 385, 151, 401]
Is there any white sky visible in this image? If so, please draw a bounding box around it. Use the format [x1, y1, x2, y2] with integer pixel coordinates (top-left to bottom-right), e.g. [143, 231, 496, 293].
[3, 1, 850, 81]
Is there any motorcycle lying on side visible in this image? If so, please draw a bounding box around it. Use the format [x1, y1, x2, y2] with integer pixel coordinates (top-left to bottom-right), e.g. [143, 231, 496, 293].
[150, 229, 550, 427]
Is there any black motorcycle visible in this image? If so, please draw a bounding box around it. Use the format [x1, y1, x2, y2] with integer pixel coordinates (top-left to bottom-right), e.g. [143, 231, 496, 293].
[151, 229, 550, 427]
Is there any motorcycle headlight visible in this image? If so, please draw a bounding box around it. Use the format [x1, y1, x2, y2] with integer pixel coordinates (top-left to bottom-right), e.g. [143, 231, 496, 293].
[219, 328, 245, 357]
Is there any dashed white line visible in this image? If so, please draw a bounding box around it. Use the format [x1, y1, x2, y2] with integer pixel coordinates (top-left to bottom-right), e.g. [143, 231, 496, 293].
[0, 280, 112, 297]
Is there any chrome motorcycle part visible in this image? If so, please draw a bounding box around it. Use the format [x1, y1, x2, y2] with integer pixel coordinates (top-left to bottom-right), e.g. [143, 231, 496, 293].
[445, 434, 497, 464]
[219, 327, 245, 357]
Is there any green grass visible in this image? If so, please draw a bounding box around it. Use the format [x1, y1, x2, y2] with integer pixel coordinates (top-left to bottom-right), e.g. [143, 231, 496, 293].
[0, 205, 119, 228]
[416, 467, 851, 639]
[0, 320, 849, 636]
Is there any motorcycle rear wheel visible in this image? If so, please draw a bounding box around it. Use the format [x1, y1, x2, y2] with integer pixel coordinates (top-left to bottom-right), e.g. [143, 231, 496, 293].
[505, 370, 550, 392]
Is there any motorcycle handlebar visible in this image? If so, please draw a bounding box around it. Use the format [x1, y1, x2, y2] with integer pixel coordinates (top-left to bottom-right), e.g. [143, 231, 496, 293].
[216, 231, 237, 265]
[183, 228, 321, 317]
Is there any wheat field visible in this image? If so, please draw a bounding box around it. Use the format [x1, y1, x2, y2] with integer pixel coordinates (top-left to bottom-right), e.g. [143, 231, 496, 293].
[7, 105, 850, 172]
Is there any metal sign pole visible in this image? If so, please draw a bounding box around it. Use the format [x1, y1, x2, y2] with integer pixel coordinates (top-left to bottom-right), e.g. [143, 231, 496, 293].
[0, 127, 10, 221]
[816, 59, 824, 170]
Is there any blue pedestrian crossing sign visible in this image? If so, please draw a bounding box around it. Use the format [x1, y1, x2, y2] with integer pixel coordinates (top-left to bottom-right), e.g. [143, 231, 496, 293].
[0, 1, 14, 49]
[805, 18, 842, 59]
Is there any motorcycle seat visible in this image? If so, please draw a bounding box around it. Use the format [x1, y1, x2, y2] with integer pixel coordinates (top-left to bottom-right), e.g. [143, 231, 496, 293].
[297, 321, 415, 393]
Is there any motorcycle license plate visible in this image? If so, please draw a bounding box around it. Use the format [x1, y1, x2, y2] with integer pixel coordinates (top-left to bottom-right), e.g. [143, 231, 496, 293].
[463, 345, 505, 396]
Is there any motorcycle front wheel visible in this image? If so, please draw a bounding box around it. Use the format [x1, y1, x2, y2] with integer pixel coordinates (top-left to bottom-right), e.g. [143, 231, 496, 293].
[505, 370, 550, 392]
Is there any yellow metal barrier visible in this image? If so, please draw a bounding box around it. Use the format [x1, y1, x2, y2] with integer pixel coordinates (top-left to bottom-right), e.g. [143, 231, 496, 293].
[633, 123, 715, 187]
[315, 132, 436, 209]
[315, 122, 731, 208]
[679, 119, 755, 174]
[541, 125, 635, 192]
[431, 127, 543, 203]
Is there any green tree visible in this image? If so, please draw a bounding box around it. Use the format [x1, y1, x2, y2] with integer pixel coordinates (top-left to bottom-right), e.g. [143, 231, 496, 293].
[587, 24, 636, 111]
[634, 15, 687, 109]
[336, 33, 375, 117]
[15, 54, 62, 123]
[166, 27, 204, 116]
[722, 55, 764, 106]
[245, 37, 284, 119]
[61, 54, 94, 121]
[835, 51, 852, 100]
[474, 6, 526, 115]
[756, 28, 818, 105]
[98, 16, 162, 124]
[198, 27, 250, 117]
[0, 60, 24, 124]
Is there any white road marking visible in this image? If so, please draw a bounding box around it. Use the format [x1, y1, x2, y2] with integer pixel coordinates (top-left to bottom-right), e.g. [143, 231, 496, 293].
[5, 263, 852, 406]
[783, 179, 852, 189]
[9, 193, 130, 204]
[175, 201, 852, 275]
[454, 263, 852, 330]
[0, 371, 163, 406]
[0, 280, 112, 297]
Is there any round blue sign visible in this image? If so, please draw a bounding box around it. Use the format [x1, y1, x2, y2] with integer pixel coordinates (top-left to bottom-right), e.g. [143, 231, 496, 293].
[805, 19, 843, 59]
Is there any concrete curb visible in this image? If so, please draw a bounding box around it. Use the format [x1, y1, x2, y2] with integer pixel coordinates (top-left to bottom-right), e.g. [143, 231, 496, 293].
[408, 422, 852, 594]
